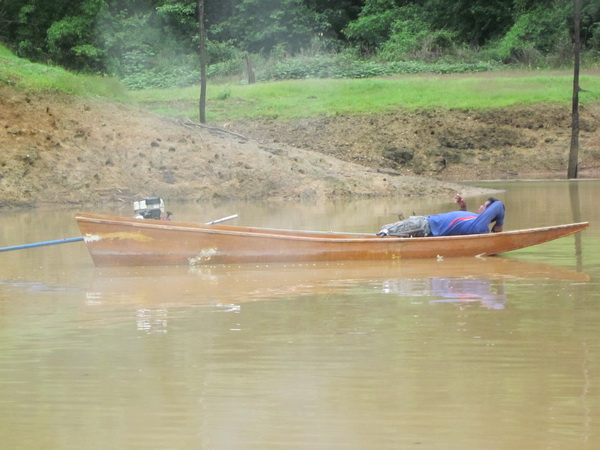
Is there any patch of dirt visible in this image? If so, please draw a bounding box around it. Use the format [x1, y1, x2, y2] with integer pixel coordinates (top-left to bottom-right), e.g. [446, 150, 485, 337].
[1, 85, 598, 208]
[232, 105, 600, 181]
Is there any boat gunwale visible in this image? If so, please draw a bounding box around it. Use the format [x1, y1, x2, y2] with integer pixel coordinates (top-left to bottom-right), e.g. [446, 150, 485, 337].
[75, 213, 589, 244]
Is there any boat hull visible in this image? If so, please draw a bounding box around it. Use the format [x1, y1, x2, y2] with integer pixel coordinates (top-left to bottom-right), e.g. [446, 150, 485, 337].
[75, 213, 589, 267]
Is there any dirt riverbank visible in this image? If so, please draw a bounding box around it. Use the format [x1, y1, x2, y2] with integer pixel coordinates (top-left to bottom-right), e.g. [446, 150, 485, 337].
[1, 86, 598, 208]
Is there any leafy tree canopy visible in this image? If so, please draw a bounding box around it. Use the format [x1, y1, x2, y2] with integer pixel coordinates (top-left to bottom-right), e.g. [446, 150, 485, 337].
[0, 0, 598, 88]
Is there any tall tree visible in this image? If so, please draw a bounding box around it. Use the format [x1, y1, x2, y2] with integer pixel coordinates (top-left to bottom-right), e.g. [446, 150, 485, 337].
[568, 0, 581, 179]
[198, 0, 206, 123]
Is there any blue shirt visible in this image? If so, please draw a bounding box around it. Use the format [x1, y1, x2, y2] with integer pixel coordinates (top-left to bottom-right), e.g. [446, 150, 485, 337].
[428, 201, 505, 236]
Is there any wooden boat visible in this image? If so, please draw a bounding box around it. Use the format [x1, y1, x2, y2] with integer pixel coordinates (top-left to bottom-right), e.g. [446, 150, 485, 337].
[75, 213, 589, 267]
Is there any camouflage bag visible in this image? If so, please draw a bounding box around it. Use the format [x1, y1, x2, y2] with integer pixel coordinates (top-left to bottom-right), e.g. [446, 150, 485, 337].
[378, 216, 431, 237]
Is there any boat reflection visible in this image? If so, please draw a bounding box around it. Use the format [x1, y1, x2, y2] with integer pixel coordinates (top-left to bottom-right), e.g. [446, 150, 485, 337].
[82, 257, 589, 333]
[87, 256, 588, 305]
[383, 277, 507, 309]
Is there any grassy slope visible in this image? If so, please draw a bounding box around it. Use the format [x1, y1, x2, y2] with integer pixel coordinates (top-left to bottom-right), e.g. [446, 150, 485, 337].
[0, 44, 127, 100]
[131, 72, 600, 123]
[2, 44, 599, 123]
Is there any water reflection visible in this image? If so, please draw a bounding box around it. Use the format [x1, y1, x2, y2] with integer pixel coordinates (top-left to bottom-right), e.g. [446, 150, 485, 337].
[383, 277, 507, 309]
[86, 257, 588, 304]
[569, 181, 584, 271]
[79, 257, 589, 334]
[136, 308, 168, 334]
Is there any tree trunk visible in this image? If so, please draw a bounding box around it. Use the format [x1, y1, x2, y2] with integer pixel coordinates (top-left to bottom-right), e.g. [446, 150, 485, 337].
[568, 0, 581, 179]
[245, 54, 255, 84]
[198, 0, 207, 124]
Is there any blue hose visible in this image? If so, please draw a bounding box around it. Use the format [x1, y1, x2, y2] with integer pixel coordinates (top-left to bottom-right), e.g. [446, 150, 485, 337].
[0, 237, 84, 252]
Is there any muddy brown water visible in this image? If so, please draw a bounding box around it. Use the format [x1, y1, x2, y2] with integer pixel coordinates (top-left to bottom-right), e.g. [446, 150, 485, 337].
[1, 180, 600, 449]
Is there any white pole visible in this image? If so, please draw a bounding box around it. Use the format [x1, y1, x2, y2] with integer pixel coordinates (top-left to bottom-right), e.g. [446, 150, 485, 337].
[205, 214, 239, 225]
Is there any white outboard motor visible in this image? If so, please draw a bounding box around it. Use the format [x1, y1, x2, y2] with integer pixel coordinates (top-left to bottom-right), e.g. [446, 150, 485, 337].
[133, 197, 165, 220]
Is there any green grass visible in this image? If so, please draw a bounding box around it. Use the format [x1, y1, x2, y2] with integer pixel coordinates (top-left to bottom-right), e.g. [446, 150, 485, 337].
[0, 44, 17, 58]
[130, 72, 600, 123]
[0, 43, 128, 100]
[3, 43, 600, 123]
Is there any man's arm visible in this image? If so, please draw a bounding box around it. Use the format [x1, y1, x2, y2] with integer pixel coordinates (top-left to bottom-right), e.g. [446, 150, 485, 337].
[488, 201, 505, 233]
[454, 194, 467, 211]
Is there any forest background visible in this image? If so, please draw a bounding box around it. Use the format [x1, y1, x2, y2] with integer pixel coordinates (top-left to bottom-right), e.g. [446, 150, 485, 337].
[2, 0, 600, 90]
[2, 0, 600, 206]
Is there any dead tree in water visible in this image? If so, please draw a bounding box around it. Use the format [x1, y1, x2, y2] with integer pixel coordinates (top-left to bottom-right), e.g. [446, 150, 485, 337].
[568, 0, 581, 179]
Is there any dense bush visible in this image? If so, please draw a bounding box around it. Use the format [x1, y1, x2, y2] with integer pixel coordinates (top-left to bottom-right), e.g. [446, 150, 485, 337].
[494, 3, 571, 63]
[264, 54, 499, 80]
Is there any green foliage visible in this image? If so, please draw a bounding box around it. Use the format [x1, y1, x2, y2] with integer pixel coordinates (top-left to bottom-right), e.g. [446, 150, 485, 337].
[210, 0, 329, 54]
[95, 2, 203, 88]
[425, 0, 515, 45]
[375, 4, 460, 62]
[206, 40, 243, 64]
[213, 88, 231, 100]
[343, 0, 407, 51]
[582, 0, 600, 50]
[4, 0, 107, 72]
[155, 0, 198, 46]
[121, 51, 200, 89]
[0, 43, 127, 98]
[377, 7, 432, 60]
[204, 41, 247, 78]
[0, 0, 597, 89]
[264, 53, 498, 80]
[47, 14, 105, 71]
[494, 3, 570, 63]
[207, 59, 245, 79]
[122, 68, 199, 90]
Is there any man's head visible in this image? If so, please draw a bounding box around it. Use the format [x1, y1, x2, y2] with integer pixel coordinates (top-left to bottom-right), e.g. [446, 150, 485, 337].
[478, 197, 498, 214]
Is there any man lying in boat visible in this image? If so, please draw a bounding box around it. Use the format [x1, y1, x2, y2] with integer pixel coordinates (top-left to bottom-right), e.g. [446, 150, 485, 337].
[377, 195, 505, 237]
